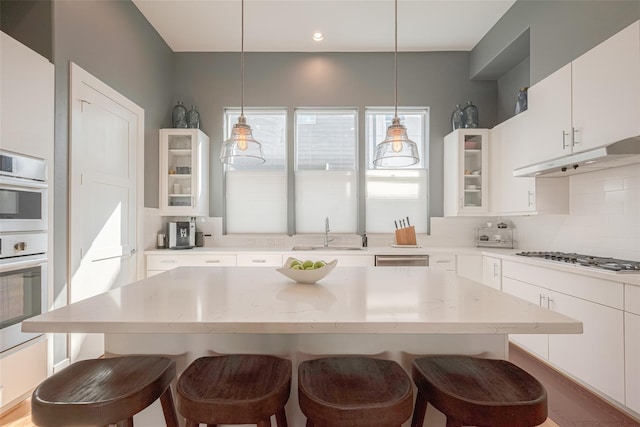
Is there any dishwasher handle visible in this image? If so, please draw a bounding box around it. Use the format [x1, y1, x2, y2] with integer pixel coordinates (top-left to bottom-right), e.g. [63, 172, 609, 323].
[375, 255, 429, 267]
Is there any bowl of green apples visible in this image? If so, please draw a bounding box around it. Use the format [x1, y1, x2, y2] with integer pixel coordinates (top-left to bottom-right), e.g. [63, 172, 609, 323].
[276, 257, 338, 284]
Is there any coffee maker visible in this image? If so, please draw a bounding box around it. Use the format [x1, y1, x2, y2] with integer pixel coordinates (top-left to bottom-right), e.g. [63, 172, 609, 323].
[168, 218, 196, 249]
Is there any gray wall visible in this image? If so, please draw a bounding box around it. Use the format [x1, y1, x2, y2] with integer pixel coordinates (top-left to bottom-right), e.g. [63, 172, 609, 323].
[51, 0, 173, 362]
[172, 51, 498, 221]
[472, 0, 640, 87]
[0, 0, 52, 61]
[497, 56, 529, 123]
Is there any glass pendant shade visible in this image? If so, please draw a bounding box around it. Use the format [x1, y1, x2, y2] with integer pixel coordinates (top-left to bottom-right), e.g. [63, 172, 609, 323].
[373, 117, 419, 168]
[219, 116, 265, 166]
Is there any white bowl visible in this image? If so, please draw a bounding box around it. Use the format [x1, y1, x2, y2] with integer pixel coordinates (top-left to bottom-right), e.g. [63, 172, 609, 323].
[276, 257, 338, 284]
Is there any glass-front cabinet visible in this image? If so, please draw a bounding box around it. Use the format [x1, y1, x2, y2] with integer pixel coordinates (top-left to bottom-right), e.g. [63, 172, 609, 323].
[159, 129, 209, 216]
[443, 129, 489, 216]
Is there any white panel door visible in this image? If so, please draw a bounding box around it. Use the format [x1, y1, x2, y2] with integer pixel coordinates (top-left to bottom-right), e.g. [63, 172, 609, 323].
[625, 312, 640, 414]
[69, 63, 144, 362]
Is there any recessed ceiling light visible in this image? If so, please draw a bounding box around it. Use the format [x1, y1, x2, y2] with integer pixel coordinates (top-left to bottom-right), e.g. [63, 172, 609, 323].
[312, 32, 324, 42]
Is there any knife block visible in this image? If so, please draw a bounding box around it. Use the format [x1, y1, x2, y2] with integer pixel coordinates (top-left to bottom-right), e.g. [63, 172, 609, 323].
[395, 226, 417, 246]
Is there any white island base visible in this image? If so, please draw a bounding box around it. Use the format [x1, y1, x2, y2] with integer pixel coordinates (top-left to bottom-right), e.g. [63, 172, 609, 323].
[106, 332, 508, 427]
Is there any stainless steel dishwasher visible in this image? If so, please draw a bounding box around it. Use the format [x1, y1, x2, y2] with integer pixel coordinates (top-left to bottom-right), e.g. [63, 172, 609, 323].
[374, 254, 429, 267]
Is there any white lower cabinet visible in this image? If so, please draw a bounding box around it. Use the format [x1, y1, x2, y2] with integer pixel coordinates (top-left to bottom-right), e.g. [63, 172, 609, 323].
[456, 254, 482, 283]
[0, 338, 48, 413]
[428, 254, 456, 273]
[146, 254, 237, 277]
[236, 253, 284, 267]
[625, 284, 640, 414]
[501, 260, 625, 405]
[481, 256, 501, 290]
[502, 277, 549, 359]
[330, 255, 374, 267]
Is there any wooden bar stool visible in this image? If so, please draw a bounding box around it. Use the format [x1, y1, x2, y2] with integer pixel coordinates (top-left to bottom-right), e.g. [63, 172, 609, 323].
[411, 355, 547, 427]
[31, 355, 179, 427]
[298, 356, 414, 427]
[176, 354, 291, 427]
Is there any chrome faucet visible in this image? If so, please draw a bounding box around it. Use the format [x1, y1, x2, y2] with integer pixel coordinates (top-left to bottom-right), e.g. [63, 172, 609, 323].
[324, 217, 334, 247]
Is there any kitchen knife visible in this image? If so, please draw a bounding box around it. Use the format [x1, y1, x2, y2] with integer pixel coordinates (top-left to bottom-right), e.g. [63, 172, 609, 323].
[394, 220, 399, 230]
[406, 216, 410, 226]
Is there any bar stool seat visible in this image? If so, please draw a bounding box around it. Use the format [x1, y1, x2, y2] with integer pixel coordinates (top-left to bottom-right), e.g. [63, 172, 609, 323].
[31, 355, 178, 427]
[176, 354, 291, 427]
[411, 355, 548, 427]
[298, 356, 413, 427]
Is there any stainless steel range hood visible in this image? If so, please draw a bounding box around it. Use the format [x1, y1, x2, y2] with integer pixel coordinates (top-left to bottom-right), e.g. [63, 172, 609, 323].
[513, 136, 640, 177]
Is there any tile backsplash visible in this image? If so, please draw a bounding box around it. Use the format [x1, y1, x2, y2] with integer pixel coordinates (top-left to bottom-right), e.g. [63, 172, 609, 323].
[511, 163, 640, 260]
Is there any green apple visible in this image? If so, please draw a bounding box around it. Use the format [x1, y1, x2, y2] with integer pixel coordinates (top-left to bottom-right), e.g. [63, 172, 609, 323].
[291, 264, 303, 270]
[313, 260, 326, 269]
[305, 266, 315, 270]
[302, 260, 314, 269]
[290, 259, 302, 267]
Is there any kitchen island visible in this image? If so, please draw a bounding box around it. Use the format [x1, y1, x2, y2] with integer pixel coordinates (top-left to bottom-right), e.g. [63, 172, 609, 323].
[23, 266, 582, 426]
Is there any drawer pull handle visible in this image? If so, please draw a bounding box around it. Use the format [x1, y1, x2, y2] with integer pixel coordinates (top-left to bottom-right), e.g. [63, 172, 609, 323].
[252, 259, 267, 263]
[160, 260, 176, 264]
[206, 260, 221, 264]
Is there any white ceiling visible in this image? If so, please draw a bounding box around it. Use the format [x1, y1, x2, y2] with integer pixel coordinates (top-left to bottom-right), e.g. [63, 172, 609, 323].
[132, 0, 516, 52]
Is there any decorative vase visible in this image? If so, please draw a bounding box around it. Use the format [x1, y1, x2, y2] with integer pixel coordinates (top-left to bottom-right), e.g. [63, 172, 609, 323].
[515, 87, 528, 114]
[187, 106, 200, 129]
[463, 101, 479, 128]
[451, 104, 464, 131]
[172, 101, 188, 128]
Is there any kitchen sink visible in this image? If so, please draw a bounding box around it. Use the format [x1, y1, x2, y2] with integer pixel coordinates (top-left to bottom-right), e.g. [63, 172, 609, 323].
[292, 245, 363, 251]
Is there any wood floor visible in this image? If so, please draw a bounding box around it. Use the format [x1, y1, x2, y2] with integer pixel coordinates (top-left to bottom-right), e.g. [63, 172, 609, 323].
[1, 345, 637, 427]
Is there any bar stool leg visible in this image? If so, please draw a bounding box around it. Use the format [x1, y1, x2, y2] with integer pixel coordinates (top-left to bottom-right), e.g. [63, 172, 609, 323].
[116, 418, 134, 427]
[306, 420, 314, 427]
[257, 420, 271, 427]
[275, 408, 289, 427]
[160, 387, 179, 427]
[411, 390, 428, 427]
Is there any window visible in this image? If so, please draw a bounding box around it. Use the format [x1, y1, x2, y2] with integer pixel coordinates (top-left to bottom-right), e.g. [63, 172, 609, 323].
[224, 109, 287, 233]
[365, 108, 429, 233]
[294, 109, 357, 233]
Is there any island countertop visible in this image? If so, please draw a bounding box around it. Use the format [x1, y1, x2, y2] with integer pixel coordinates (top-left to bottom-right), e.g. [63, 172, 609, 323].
[23, 266, 582, 335]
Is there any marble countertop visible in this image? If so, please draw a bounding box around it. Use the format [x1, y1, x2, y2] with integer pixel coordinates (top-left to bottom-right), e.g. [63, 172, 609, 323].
[23, 266, 582, 335]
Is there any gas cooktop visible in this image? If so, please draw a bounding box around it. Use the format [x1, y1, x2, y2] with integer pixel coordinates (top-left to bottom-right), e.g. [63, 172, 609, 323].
[516, 251, 640, 273]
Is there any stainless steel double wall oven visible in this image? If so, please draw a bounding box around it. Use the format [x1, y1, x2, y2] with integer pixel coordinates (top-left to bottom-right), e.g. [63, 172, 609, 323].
[0, 150, 49, 353]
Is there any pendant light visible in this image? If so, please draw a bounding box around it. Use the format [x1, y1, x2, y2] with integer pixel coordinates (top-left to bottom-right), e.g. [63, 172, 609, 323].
[219, 0, 265, 166]
[372, 0, 419, 168]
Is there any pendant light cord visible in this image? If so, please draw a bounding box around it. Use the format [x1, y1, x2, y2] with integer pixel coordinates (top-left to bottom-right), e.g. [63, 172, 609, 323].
[394, 0, 398, 119]
[241, 0, 245, 118]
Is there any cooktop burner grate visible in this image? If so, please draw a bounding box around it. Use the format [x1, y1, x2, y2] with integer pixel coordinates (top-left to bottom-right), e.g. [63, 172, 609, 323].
[516, 251, 640, 273]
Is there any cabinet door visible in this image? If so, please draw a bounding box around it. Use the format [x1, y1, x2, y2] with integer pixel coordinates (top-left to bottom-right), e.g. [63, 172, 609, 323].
[443, 129, 489, 216]
[548, 290, 625, 403]
[572, 21, 640, 152]
[482, 256, 501, 290]
[502, 277, 549, 359]
[489, 114, 536, 214]
[160, 129, 209, 216]
[331, 255, 374, 267]
[526, 63, 573, 164]
[625, 312, 640, 414]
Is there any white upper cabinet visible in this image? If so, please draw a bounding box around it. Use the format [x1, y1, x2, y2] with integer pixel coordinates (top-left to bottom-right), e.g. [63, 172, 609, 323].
[443, 129, 489, 216]
[525, 64, 572, 165]
[572, 20, 640, 152]
[490, 112, 569, 215]
[159, 129, 210, 216]
[524, 20, 640, 167]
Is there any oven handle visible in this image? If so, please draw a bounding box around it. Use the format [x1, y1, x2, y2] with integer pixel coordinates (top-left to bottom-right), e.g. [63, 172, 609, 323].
[0, 256, 48, 273]
[0, 175, 48, 189]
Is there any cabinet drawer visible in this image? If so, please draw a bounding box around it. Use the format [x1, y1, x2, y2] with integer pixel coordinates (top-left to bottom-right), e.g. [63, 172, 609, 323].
[502, 260, 623, 309]
[191, 254, 237, 267]
[237, 254, 283, 267]
[625, 284, 640, 315]
[146, 255, 198, 271]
